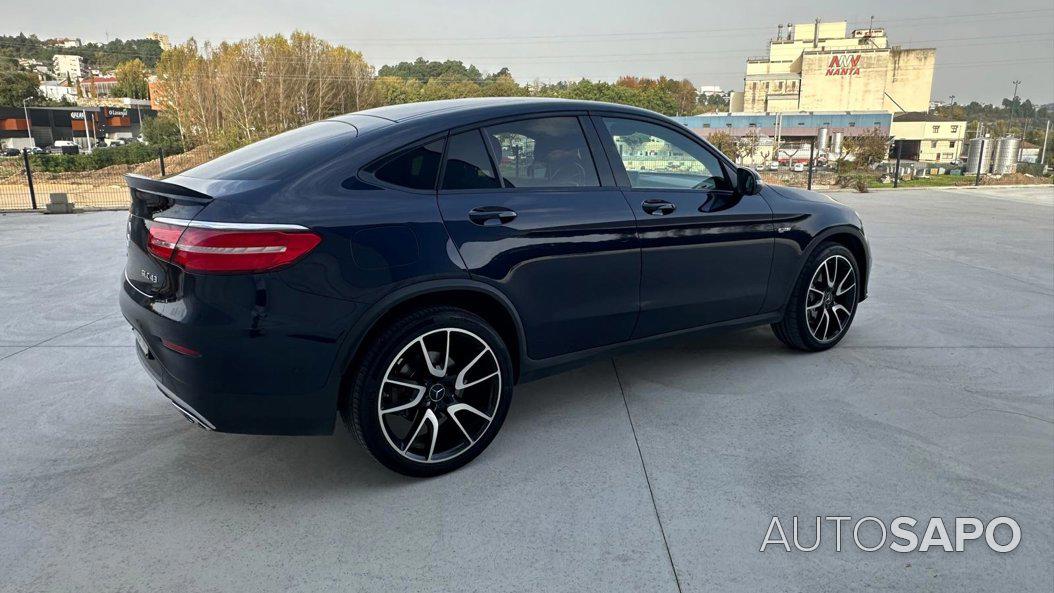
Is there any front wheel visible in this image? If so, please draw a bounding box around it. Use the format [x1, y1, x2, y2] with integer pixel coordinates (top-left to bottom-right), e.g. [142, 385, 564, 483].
[346, 306, 514, 477]
[772, 242, 860, 351]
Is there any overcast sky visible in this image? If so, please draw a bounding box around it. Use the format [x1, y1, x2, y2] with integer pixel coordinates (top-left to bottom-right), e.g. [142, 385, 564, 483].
[7, 0, 1054, 104]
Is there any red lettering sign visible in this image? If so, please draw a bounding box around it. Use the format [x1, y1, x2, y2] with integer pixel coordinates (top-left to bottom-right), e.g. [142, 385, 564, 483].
[825, 54, 862, 76]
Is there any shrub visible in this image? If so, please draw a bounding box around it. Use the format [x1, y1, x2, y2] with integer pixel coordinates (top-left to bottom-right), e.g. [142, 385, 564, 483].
[29, 142, 185, 173]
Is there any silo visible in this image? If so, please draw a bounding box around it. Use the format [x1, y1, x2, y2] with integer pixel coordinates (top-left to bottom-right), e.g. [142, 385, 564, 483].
[831, 131, 844, 156]
[965, 137, 994, 175]
[817, 127, 829, 152]
[991, 136, 1020, 174]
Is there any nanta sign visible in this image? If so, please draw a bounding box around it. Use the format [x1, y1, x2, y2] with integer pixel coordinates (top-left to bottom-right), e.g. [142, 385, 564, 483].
[826, 54, 862, 76]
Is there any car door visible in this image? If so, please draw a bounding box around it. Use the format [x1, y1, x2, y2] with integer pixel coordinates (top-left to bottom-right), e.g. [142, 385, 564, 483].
[437, 116, 640, 360]
[594, 115, 774, 338]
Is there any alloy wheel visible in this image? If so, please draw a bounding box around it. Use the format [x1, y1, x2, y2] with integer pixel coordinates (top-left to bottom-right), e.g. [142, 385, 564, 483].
[377, 328, 502, 463]
[805, 254, 857, 343]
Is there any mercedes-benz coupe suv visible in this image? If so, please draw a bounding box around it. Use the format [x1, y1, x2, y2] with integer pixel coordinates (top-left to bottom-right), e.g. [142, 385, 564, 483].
[121, 98, 869, 476]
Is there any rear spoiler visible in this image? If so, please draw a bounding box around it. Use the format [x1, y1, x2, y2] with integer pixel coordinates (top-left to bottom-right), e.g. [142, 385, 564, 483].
[125, 173, 213, 203]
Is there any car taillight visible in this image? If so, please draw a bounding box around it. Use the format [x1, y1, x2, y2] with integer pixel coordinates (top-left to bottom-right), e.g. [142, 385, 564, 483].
[147, 221, 321, 274]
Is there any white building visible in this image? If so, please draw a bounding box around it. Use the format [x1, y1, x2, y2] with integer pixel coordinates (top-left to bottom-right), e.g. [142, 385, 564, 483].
[52, 54, 86, 80]
[39, 80, 78, 103]
[698, 85, 724, 97]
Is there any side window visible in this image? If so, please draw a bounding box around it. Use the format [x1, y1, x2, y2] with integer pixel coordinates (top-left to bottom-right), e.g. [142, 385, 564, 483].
[484, 117, 600, 188]
[442, 130, 500, 190]
[373, 139, 445, 190]
[602, 117, 731, 191]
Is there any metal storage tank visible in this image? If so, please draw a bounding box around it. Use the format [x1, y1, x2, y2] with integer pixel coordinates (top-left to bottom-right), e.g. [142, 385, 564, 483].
[831, 131, 843, 156]
[991, 136, 1020, 174]
[817, 127, 829, 152]
[965, 137, 994, 174]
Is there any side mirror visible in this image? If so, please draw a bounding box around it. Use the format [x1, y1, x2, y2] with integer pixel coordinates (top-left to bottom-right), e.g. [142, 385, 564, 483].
[736, 167, 762, 196]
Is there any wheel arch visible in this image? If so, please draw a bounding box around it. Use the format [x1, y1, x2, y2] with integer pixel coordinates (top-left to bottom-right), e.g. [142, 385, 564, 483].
[335, 280, 527, 420]
[813, 227, 869, 302]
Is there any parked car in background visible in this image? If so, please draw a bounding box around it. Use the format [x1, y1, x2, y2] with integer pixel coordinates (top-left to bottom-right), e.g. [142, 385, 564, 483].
[767, 161, 779, 171]
[48, 141, 79, 155]
[3, 148, 20, 157]
[121, 98, 870, 476]
[792, 162, 805, 172]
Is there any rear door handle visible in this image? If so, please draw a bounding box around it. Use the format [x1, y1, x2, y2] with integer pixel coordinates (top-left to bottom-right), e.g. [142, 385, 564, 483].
[468, 206, 517, 226]
[641, 199, 676, 216]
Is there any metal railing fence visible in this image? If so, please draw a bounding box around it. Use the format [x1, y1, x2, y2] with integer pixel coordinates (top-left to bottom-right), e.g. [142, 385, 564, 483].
[0, 146, 213, 212]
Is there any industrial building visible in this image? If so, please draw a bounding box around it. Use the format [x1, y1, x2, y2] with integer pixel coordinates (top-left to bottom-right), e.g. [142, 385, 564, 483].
[673, 112, 892, 166]
[0, 105, 154, 151]
[730, 20, 935, 114]
[890, 112, 967, 162]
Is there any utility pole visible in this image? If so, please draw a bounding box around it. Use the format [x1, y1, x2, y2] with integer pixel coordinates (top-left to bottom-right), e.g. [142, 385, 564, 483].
[1011, 80, 1021, 136]
[21, 97, 33, 146]
[1041, 120, 1050, 169]
[81, 108, 92, 153]
[807, 137, 816, 190]
[975, 138, 985, 186]
[893, 140, 902, 188]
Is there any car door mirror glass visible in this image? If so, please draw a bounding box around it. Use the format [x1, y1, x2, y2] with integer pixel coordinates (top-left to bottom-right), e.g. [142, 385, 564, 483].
[736, 167, 761, 196]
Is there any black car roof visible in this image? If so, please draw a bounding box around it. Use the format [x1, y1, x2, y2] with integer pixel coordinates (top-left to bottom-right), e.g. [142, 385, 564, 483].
[330, 97, 665, 125]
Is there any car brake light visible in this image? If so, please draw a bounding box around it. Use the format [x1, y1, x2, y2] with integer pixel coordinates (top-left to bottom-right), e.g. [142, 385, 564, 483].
[147, 221, 321, 274]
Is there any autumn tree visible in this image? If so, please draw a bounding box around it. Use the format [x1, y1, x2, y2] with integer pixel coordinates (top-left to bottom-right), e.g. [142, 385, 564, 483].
[843, 127, 890, 168]
[707, 131, 740, 162]
[112, 59, 149, 99]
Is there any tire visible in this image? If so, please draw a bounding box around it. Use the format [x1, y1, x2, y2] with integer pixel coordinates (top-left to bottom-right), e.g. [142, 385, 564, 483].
[771, 242, 860, 352]
[345, 306, 514, 477]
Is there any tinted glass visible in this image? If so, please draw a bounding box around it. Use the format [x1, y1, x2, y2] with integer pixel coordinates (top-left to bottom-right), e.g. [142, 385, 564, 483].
[373, 139, 445, 190]
[181, 121, 354, 180]
[442, 130, 500, 190]
[485, 117, 599, 188]
[603, 118, 731, 191]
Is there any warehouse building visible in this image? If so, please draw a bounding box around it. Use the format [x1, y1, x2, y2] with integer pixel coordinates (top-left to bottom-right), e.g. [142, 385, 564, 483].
[730, 20, 935, 114]
[674, 112, 893, 166]
[890, 112, 967, 162]
[0, 105, 154, 150]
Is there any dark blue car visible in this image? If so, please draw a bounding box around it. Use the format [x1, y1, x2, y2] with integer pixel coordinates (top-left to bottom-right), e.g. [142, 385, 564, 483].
[121, 98, 869, 476]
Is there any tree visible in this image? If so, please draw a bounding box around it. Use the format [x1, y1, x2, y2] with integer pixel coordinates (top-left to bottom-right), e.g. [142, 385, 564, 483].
[843, 127, 890, 168]
[739, 129, 763, 165]
[0, 71, 41, 106]
[141, 112, 183, 149]
[707, 131, 740, 162]
[112, 59, 149, 99]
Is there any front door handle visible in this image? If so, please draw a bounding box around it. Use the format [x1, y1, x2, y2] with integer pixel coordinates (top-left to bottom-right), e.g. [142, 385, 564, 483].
[468, 206, 517, 226]
[641, 199, 676, 216]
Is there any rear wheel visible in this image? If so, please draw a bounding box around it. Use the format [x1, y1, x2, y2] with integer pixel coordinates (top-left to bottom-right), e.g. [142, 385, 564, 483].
[772, 242, 860, 351]
[346, 306, 513, 477]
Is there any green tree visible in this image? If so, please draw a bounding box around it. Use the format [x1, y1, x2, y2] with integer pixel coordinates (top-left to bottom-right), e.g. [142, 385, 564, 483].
[843, 127, 890, 168]
[707, 131, 739, 161]
[0, 71, 42, 106]
[112, 59, 149, 99]
[141, 113, 184, 150]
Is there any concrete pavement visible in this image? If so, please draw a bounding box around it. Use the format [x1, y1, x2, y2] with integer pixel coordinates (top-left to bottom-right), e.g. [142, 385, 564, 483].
[1, 186, 1051, 592]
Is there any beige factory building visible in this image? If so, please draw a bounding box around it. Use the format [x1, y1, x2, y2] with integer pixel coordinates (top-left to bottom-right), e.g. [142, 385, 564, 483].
[731, 21, 935, 114]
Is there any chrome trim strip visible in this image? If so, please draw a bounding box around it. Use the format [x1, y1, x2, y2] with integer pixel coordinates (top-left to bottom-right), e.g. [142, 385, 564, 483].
[153, 217, 309, 232]
[156, 381, 217, 430]
[124, 270, 154, 298]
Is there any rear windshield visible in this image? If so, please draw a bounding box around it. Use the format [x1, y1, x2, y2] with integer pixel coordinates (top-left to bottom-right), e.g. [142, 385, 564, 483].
[180, 121, 356, 180]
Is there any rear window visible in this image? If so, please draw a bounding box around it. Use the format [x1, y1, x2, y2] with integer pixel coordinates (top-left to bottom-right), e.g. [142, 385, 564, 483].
[180, 121, 355, 180]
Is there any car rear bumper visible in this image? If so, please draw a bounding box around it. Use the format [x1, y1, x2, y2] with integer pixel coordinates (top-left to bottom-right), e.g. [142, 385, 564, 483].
[120, 275, 363, 435]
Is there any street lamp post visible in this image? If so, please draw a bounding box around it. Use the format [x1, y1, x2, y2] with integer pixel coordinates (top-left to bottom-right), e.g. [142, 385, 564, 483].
[22, 97, 34, 147]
